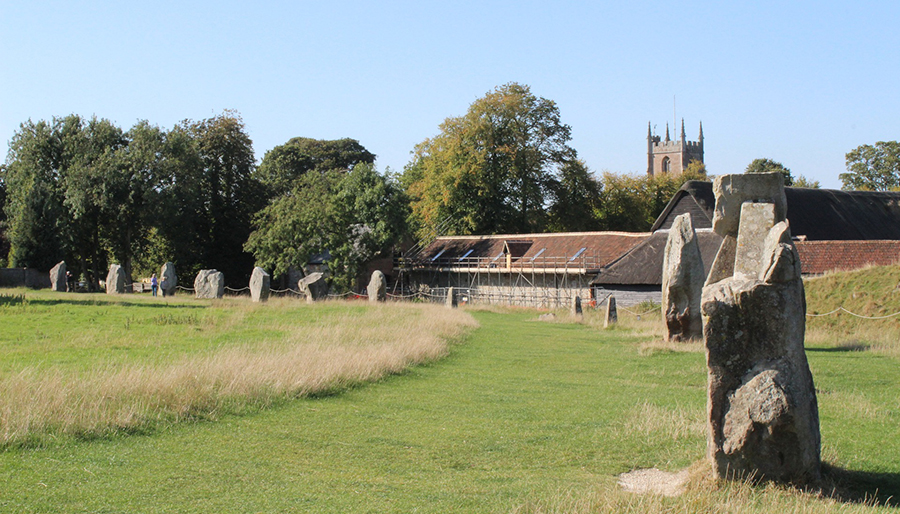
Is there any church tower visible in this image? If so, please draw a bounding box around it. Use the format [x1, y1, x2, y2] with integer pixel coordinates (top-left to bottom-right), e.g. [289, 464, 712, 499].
[647, 120, 703, 176]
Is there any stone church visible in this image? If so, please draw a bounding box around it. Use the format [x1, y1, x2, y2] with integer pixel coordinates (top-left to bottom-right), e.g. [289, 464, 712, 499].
[647, 120, 703, 176]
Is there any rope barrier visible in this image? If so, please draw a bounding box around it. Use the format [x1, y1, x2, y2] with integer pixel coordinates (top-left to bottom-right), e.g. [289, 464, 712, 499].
[224, 286, 250, 292]
[806, 306, 900, 319]
[619, 306, 661, 317]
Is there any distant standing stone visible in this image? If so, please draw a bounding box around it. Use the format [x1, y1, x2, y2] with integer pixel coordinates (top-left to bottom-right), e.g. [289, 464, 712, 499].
[194, 269, 225, 299]
[160, 262, 177, 296]
[604, 296, 617, 328]
[367, 270, 386, 302]
[661, 213, 704, 341]
[106, 264, 126, 294]
[50, 261, 67, 292]
[446, 287, 457, 308]
[298, 272, 327, 303]
[250, 267, 270, 303]
[572, 295, 583, 319]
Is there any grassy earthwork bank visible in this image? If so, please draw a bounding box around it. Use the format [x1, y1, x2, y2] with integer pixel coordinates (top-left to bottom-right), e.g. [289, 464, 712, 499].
[0, 272, 898, 512]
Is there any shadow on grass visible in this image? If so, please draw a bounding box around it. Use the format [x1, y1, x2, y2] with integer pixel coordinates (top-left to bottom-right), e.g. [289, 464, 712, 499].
[23, 297, 206, 309]
[815, 464, 900, 507]
[806, 342, 871, 353]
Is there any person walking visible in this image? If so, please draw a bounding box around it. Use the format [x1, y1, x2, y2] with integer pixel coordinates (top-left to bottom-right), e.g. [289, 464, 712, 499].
[151, 274, 159, 297]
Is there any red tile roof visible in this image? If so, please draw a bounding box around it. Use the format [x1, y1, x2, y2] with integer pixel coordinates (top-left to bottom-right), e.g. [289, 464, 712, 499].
[795, 240, 900, 275]
[409, 231, 651, 271]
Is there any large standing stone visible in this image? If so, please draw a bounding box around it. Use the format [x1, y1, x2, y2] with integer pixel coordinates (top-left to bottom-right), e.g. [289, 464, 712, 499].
[571, 295, 583, 319]
[250, 267, 270, 303]
[194, 269, 225, 299]
[446, 287, 457, 308]
[298, 272, 327, 303]
[661, 213, 704, 341]
[603, 296, 617, 328]
[367, 270, 386, 302]
[702, 173, 820, 484]
[49, 261, 67, 292]
[160, 262, 177, 296]
[106, 264, 126, 294]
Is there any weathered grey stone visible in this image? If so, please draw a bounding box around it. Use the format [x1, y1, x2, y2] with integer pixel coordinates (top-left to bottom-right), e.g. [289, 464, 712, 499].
[250, 267, 270, 303]
[106, 264, 126, 294]
[711, 172, 786, 237]
[702, 174, 820, 484]
[194, 269, 225, 299]
[50, 261, 67, 292]
[604, 296, 617, 328]
[160, 262, 177, 296]
[298, 272, 327, 303]
[367, 270, 386, 302]
[661, 214, 704, 341]
[572, 295, 583, 318]
[733, 203, 778, 278]
[446, 287, 457, 308]
[705, 235, 737, 287]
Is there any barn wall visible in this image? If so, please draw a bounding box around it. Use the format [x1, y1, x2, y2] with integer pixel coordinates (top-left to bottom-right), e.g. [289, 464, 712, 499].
[592, 285, 661, 307]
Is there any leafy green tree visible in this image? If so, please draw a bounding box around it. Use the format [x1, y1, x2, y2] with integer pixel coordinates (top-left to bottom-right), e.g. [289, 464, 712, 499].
[245, 163, 407, 292]
[255, 138, 375, 196]
[745, 158, 793, 186]
[2, 119, 68, 271]
[403, 83, 578, 239]
[547, 159, 603, 232]
[791, 175, 821, 188]
[840, 141, 900, 191]
[683, 159, 707, 177]
[596, 169, 708, 232]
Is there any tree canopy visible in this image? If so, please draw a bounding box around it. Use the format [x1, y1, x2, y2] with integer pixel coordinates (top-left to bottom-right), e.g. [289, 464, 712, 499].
[254, 137, 375, 196]
[745, 158, 793, 186]
[402, 83, 581, 239]
[840, 141, 900, 191]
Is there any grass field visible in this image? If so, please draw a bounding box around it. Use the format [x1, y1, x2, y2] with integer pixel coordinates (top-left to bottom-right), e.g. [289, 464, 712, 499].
[0, 272, 899, 513]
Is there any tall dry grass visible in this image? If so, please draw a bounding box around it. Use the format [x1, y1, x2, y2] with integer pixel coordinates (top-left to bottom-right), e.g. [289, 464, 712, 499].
[0, 302, 477, 447]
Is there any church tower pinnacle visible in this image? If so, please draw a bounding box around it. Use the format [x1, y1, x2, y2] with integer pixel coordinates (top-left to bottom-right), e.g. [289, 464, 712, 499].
[647, 120, 704, 177]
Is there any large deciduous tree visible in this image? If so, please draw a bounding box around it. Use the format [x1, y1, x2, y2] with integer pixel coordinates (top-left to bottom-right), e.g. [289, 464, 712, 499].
[255, 137, 375, 196]
[402, 83, 580, 239]
[841, 141, 900, 191]
[245, 162, 407, 292]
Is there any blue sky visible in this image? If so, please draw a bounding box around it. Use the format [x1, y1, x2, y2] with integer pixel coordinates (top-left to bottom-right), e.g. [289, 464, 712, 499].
[2, 1, 898, 189]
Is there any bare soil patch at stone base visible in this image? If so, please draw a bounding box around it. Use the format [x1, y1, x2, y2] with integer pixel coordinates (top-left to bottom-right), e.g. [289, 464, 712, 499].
[618, 467, 691, 497]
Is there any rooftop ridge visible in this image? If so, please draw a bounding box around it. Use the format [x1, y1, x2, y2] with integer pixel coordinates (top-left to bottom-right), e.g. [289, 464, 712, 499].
[434, 231, 653, 241]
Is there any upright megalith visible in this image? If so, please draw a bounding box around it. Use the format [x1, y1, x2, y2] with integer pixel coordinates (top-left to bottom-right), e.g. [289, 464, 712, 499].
[50, 261, 67, 292]
[572, 295, 583, 319]
[367, 270, 386, 302]
[298, 272, 327, 303]
[702, 172, 820, 483]
[446, 287, 457, 308]
[603, 296, 617, 328]
[662, 213, 704, 341]
[160, 262, 177, 296]
[194, 269, 225, 299]
[250, 267, 270, 303]
[106, 264, 126, 294]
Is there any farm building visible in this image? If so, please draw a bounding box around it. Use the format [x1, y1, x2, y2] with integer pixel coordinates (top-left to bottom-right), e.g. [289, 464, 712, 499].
[402, 180, 900, 308]
[398, 232, 649, 308]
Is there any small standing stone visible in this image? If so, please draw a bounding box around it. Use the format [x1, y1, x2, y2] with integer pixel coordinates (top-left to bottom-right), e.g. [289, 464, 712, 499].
[194, 269, 225, 299]
[250, 267, 270, 303]
[50, 261, 67, 292]
[106, 264, 126, 294]
[446, 287, 457, 308]
[367, 270, 386, 302]
[604, 296, 617, 328]
[298, 272, 327, 303]
[661, 213, 704, 341]
[571, 295, 583, 319]
[160, 262, 177, 296]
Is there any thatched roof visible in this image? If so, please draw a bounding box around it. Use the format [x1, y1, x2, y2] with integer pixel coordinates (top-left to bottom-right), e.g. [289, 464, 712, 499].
[651, 181, 900, 240]
[591, 230, 723, 286]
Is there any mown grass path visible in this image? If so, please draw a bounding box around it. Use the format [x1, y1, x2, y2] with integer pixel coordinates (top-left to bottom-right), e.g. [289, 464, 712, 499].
[1, 308, 898, 513]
